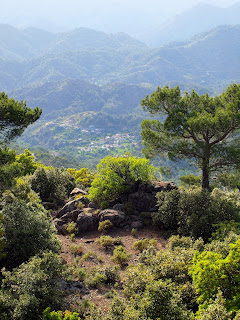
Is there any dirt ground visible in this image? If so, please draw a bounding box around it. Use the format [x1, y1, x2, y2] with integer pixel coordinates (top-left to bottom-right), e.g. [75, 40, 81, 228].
[58, 226, 167, 313]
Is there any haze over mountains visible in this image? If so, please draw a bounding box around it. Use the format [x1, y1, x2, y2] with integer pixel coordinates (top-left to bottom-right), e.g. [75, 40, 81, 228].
[1, 1, 240, 45]
[1, 1, 240, 165]
[0, 23, 239, 96]
[146, 2, 240, 45]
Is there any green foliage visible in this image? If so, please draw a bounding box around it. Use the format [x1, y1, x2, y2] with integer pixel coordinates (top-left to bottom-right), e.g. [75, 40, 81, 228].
[1, 179, 60, 267]
[155, 187, 240, 240]
[131, 228, 137, 237]
[189, 239, 240, 312]
[216, 171, 240, 191]
[0, 251, 64, 320]
[132, 238, 157, 252]
[69, 244, 83, 256]
[66, 222, 77, 234]
[86, 268, 107, 289]
[88, 155, 155, 208]
[166, 235, 194, 251]
[98, 220, 113, 234]
[180, 174, 201, 188]
[42, 308, 81, 320]
[196, 292, 233, 320]
[0, 92, 41, 143]
[141, 84, 240, 190]
[111, 246, 130, 266]
[96, 235, 114, 248]
[0, 148, 41, 193]
[205, 232, 240, 258]
[0, 212, 6, 261]
[30, 166, 76, 202]
[67, 167, 95, 189]
[211, 220, 240, 241]
[80, 251, 96, 263]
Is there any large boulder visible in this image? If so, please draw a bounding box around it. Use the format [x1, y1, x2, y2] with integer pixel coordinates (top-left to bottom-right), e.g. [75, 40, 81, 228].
[98, 209, 127, 227]
[56, 197, 89, 218]
[70, 188, 88, 197]
[76, 210, 99, 233]
[122, 180, 178, 214]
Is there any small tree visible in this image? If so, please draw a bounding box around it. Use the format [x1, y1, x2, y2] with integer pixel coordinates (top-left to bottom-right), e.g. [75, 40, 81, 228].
[141, 84, 240, 190]
[0, 92, 41, 143]
[88, 155, 155, 208]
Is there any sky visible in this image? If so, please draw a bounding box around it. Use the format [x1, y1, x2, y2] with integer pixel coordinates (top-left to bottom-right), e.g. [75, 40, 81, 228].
[1, 0, 239, 34]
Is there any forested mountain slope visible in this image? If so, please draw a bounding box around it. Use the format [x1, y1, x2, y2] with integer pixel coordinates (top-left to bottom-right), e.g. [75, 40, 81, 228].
[1, 24, 240, 91]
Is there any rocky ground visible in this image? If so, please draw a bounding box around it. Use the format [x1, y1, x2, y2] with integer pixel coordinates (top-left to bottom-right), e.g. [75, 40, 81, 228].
[48, 180, 176, 313]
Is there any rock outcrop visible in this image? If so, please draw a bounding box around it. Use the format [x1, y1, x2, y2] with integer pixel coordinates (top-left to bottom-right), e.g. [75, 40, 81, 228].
[53, 180, 177, 234]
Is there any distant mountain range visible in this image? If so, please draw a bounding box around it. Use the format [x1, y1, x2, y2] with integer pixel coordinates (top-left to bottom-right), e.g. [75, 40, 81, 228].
[0, 24, 239, 93]
[0, 20, 236, 167]
[145, 2, 240, 46]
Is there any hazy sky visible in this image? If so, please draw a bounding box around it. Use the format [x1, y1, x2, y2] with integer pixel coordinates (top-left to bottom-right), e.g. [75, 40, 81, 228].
[1, 0, 239, 33]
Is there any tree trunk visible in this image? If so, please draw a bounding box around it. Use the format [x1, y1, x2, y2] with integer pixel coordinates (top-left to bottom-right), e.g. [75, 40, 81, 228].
[202, 148, 210, 190]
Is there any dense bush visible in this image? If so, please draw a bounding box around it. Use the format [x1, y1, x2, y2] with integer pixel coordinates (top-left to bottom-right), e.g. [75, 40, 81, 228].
[0, 251, 65, 320]
[42, 308, 81, 320]
[30, 167, 75, 202]
[189, 239, 240, 312]
[67, 167, 95, 189]
[154, 187, 240, 240]
[132, 238, 157, 252]
[0, 148, 40, 193]
[98, 220, 113, 234]
[88, 155, 155, 208]
[1, 179, 60, 267]
[96, 235, 114, 248]
[111, 245, 130, 266]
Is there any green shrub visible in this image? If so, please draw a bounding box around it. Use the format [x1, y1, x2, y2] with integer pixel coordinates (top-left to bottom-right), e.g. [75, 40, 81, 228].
[205, 232, 240, 258]
[189, 239, 240, 312]
[113, 237, 123, 246]
[88, 155, 155, 208]
[42, 307, 81, 319]
[155, 187, 240, 241]
[111, 246, 130, 266]
[30, 167, 75, 202]
[98, 220, 113, 234]
[80, 251, 96, 263]
[131, 228, 137, 237]
[69, 244, 83, 256]
[96, 235, 114, 248]
[166, 235, 193, 251]
[66, 222, 77, 234]
[76, 267, 86, 281]
[69, 233, 75, 241]
[196, 292, 233, 320]
[101, 265, 119, 284]
[1, 180, 60, 267]
[211, 220, 240, 241]
[86, 268, 107, 288]
[132, 238, 157, 252]
[1, 251, 65, 320]
[0, 148, 41, 193]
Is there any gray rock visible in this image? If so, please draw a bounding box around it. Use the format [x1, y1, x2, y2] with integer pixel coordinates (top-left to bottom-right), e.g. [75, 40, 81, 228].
[58, 279, 89, 294]
[56, 198, 86, 218]
[128, 191, 157, 213]
[54, 224, 68, 235]
[131, 220, 143, 229]
[112, 203, 124, 211]
[99, 209, 127, 227]
[76, 211, 99, 232]
[70, 188, 88, 197]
